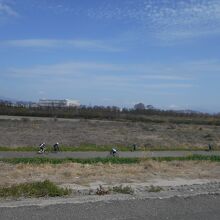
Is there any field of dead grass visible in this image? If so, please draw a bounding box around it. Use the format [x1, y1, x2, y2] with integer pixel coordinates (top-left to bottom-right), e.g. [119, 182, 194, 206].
[0, 117, 220, 149]
[1, 160, 219, 187]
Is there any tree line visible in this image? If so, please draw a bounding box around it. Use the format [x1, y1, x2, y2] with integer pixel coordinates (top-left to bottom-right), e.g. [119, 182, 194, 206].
[0, 102, 220, 126]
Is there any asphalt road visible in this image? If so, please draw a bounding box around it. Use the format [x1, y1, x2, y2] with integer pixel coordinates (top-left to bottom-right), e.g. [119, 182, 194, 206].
[1, 194, 220, 220]
[0, 151, 220, 159]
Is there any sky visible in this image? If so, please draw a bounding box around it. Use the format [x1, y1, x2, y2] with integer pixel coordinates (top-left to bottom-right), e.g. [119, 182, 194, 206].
[0, 0, 220, 112]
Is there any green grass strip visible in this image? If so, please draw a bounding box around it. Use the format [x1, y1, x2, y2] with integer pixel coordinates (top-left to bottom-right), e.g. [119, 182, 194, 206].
[152, 155, 220, 162]
[0, 155, 220, 164]
[0, 157, 140, 164]
[0, 146, 36, 152]
[0, 180, 71, 198]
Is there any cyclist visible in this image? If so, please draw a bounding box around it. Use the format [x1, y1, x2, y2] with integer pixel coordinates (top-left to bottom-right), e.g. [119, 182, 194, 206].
[132, 144, 137, 151]
[111, 148, 117, 157]
[53, 142, 60, 152]
[39, 142, 46, 153]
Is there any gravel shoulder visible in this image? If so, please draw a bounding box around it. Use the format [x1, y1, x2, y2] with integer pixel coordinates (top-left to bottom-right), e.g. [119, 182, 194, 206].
[1, 180, 220, 208]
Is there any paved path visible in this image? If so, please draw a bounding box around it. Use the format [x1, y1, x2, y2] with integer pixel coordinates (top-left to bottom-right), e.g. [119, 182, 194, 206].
[0, 151, 219, 159]
[1, 194, 220, 220]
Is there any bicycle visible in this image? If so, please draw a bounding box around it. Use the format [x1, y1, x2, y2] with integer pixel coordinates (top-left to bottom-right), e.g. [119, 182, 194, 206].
[38, 149, 46, 154]
[52, 143, 60, 153]
[37, 143, 47, 154]
[108, 149, 119, 158]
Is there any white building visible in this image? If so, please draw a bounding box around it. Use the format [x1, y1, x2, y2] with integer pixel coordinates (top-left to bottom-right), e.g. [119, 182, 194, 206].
[38, 99, 80, 107]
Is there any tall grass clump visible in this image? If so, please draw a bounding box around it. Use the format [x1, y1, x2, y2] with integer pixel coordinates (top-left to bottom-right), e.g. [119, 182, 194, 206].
[0, 180, 71, 198]
[111, 185, 134, 194]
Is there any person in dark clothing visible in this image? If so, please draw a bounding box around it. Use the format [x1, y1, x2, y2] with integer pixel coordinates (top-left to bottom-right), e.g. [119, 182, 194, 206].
[53, 142, 60, 152]
[111, 148, 117, 156]
[132, 144, 137, 151]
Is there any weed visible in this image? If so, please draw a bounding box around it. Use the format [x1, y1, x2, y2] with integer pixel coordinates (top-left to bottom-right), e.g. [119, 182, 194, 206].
[96, 185, 109, 195]
[62, 171, 72, 178]
[21, 117, 30, 122]
[147, 185, 163, 192]
[0, 180, 71, 198]
[111, 185, 134, 194]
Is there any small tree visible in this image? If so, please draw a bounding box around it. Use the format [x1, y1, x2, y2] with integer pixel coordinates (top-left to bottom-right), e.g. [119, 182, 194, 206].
[134, 103, 145, 110]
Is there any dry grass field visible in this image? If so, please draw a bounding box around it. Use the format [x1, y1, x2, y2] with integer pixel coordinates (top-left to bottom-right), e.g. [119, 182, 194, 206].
[0, 116, 220, 149]
[0, 160, 219, 187]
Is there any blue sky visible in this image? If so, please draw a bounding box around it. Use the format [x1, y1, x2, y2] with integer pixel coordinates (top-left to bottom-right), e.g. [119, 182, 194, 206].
[0, 0, 220, 112]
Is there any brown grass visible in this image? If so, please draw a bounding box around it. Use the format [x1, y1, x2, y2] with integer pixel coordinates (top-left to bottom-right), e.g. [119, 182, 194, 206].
[0, 161, 219, 187]
[1, 117, 220, 149]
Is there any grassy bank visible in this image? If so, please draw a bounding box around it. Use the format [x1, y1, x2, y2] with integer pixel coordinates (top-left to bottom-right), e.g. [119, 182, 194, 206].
[0, 155, 220, 164]
[0, 180, 71, 198]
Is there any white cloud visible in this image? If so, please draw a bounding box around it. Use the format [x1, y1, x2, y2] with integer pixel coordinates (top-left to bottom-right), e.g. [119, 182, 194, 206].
[5, 58, 220, 82]
[3, 60, 201, 92]
[140, 75, 192, 81]
[84, 0, 220, 42]
[3, 1, 219, 44]
[7, 61, 126, 77]
[0, 2, 18, 17]
[144, 83, 194, 89]
[4, 0, 219, 42]
[1, 39, 122, 52]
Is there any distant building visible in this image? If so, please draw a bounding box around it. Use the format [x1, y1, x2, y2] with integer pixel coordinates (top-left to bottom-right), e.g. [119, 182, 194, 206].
[38, 99, 80, 108]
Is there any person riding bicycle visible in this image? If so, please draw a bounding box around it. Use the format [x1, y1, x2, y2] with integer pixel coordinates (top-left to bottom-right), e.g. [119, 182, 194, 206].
[53, 142, 59, 152]
[39, 142, 46, 153]
[132, 144, 137, 151]
[111, 148, 117, 156]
